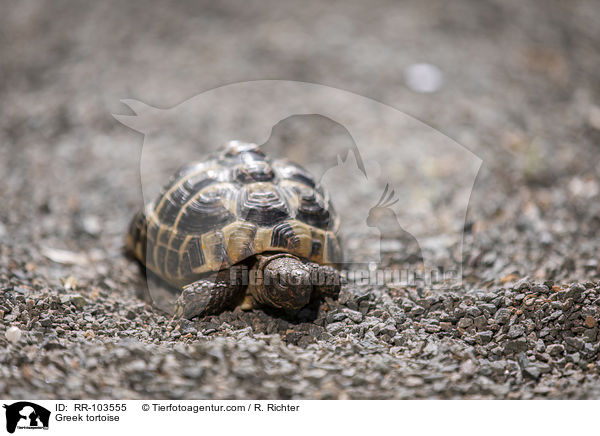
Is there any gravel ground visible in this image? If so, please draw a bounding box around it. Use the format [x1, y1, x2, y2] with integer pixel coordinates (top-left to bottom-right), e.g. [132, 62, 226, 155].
[1, 0, 600, 399]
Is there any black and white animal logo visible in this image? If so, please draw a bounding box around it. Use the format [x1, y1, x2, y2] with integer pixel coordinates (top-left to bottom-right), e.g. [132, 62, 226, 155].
[3, 402, 50, 433]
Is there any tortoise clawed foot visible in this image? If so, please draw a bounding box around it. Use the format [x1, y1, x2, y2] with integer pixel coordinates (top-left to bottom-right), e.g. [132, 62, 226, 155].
[174, 283, 212, 319]
[175, 278, 243, 319]
[310, 264, 343, 299]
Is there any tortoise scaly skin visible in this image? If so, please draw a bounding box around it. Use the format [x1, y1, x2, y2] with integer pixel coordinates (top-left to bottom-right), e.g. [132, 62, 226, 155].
[126, 140, 343, 319]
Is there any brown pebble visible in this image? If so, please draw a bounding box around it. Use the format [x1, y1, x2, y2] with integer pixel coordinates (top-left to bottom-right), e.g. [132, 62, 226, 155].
[439, 322, 452, 331]
[22, 364, 34, 381]
[584, 316, 597, 328]
[500, 273, 519, 284]
[90, 288, 101, 300]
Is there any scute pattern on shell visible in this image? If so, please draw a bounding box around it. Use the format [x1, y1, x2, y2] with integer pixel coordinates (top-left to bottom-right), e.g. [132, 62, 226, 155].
[127, 141, 341, 287]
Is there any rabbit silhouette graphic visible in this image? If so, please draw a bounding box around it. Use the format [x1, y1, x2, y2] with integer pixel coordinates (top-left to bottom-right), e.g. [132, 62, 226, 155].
[367, 184, 424, 265]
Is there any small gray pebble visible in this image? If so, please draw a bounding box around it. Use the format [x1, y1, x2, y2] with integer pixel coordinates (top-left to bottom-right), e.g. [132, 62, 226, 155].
[495, 308, 512, 325]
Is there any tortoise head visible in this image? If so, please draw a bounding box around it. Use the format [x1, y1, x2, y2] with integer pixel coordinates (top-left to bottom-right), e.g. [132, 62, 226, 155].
[253, 255, 313, 310]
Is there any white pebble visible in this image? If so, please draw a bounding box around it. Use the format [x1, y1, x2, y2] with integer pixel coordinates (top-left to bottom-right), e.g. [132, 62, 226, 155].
[6, 326, 22, 344]
[403, 63, 444, 93]
[82, 215, 102, 236]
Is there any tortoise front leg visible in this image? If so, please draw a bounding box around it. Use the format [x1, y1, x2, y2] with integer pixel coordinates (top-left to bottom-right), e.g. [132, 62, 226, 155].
[174, 267, 246, 319]
[308, 263, 343, 299]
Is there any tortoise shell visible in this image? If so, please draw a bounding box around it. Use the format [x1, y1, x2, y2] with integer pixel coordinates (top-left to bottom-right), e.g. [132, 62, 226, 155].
[127, 141, 342, 287]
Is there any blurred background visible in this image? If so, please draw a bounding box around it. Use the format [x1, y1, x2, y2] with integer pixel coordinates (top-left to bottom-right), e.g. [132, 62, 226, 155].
[1, 0, 600, 399]
[1, 0, 598, 284]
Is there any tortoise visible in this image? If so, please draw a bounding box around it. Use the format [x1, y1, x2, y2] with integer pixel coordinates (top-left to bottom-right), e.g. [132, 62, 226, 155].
[126, 140, 343, 319]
